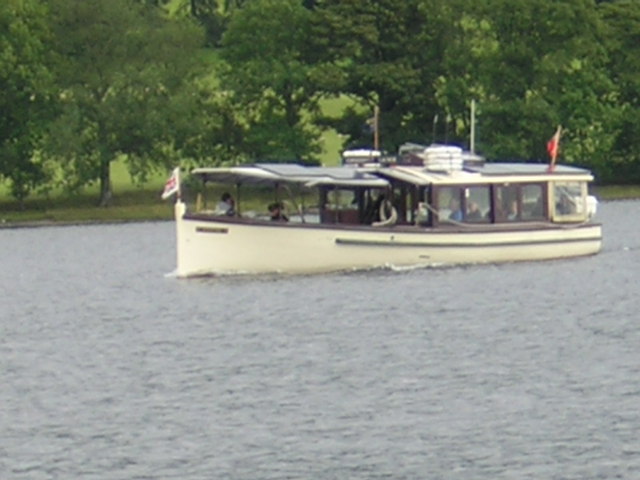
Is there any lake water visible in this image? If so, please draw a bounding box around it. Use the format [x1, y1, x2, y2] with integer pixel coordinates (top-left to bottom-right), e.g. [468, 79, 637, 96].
[1, 200, 639, 479]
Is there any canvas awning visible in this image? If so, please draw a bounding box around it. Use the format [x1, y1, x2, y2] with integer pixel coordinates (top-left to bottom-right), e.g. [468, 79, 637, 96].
[191, 164, 389, 188]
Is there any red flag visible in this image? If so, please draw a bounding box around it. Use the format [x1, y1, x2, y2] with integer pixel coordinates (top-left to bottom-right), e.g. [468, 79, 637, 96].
[547, 126, 562, 170]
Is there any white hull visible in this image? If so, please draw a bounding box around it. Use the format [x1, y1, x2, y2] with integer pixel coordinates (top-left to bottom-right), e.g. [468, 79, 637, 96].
[174, 203, 602, 276]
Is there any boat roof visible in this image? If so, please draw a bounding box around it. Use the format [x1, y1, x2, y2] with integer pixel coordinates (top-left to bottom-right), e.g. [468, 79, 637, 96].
[376, 162, 594, 185]
[191, 161, 593, 188]
[469, 163, 590, 176]
[191, 163, 389, 187]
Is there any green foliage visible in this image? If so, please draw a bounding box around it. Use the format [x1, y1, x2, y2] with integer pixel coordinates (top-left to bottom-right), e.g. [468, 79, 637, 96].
[0, 0, 54, 204]
[167, 82, 247, 166]
[312, 0, 446, 150]
[44, 0, 206, 205]
[309, 0, 632, 181]
[467, 0, 618, 167]
[219, 0, 322, 162]
[5, 0, 640, 212]
[597, 0, 640, 182]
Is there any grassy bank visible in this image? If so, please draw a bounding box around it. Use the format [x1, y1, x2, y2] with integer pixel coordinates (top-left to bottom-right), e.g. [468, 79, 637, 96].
[0, 159, 172, 225]
[591, 184, 640, 200]
[0, 189, 172, 225]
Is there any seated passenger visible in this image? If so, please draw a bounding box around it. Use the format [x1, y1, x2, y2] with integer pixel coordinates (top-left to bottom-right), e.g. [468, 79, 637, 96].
[268, 202, 289, 221]
[466, 201, 482, 220]
[364, 193, 386, 224]
[216, 192, 235, 216]
[557, 194, 575, 215]
[415, 202, 430, 225]
[448, 198, 463, 221]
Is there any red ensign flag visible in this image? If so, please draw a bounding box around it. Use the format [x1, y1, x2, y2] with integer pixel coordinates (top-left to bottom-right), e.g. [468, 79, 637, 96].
[547, 126, 562, 171]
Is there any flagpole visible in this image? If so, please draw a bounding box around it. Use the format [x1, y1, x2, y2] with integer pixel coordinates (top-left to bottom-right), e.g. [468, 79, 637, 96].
[432, 114, 438, 144]
[373, 105, 379, 150]
[176, 167, 181, 201]
[470, 99, 476, 154]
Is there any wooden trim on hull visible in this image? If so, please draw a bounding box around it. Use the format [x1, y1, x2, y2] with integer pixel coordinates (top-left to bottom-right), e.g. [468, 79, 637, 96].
[334, 235, 602, 248]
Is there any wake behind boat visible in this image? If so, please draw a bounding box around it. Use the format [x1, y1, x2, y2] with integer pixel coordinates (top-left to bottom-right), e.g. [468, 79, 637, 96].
[164, 144, 601, 276]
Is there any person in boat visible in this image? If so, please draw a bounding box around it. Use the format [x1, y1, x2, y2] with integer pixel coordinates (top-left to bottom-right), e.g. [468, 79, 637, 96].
[448, 197, 463, 221]
[557, 194, 575, 215]
[364, 192, 386, 224]
[466, 201, 482, 220]
[268, 201, 288, 221]
[216, 192, 235, 216]
[507, 200, 518, 220]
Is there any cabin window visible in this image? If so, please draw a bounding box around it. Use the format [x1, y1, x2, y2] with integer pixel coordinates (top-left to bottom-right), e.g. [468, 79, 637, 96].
[552, 182, 587, 222]
[495, 184, 519, 221]
[437, 183, 547, 225]
[521, 184, 545, 220]
[437, 186, 490, 224]
[464, 186, 490, 223]
[321, 187, 392, 224]
[437, 187, 464, 223]
[494, 183, 546, 222]
[326, 188, 355, 209]
[322, 188, 359, 224]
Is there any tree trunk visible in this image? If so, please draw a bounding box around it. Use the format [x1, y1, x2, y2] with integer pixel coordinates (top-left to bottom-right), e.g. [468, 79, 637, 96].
[98, 156, 112, 207]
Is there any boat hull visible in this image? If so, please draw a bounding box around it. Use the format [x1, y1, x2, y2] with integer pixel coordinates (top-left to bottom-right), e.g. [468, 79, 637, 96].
[174, 203, 602, 276]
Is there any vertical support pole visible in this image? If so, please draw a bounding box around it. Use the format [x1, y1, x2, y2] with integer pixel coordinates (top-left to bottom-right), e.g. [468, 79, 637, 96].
[470, 99, 476, 153]
[374, 105, 380, 150]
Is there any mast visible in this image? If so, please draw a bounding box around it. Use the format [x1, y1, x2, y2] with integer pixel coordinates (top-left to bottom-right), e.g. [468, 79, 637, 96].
[470, 99, 476, 153]
[373, 105, 380, 150]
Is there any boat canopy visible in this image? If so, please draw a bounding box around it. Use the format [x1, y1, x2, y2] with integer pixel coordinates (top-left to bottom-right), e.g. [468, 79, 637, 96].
[190, 160, 594, 189]
[191, 163, 389, 188]
[467, 163, 593, 177]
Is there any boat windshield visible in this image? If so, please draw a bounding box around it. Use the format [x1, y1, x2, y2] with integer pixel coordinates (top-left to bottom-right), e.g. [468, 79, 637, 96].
[552, 181, 588, 222]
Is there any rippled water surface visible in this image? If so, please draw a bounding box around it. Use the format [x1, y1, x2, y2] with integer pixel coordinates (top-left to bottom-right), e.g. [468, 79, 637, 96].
[2, 201, 640, 479]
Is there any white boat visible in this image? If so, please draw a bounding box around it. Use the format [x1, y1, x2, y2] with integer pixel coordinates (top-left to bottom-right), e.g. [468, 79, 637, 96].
[169, 144, 602, 276]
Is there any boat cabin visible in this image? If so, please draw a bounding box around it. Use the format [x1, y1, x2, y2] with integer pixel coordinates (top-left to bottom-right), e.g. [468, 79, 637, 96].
[185, 144, 596, 229]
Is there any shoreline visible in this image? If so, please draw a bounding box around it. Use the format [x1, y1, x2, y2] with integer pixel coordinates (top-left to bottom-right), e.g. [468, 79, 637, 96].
[1, 195, 637, 229]
[0, 217, 172, 229]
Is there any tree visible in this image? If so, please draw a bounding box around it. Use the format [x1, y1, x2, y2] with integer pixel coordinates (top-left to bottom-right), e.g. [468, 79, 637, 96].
[164, 80, 246, 167]
[46, 0, 205, 205]
[168, 0, 249, 46]
[0, 0, 54, 205]
[598, 0, 640, 182]
[439, 0, 619, 170]
[219, 0, 322, 162]
[311, 0, 463, 151]
[313, 0, 626, 178]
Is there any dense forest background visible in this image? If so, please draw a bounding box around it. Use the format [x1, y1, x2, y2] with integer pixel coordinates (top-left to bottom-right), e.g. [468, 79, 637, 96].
[2, 0, 639, 206]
